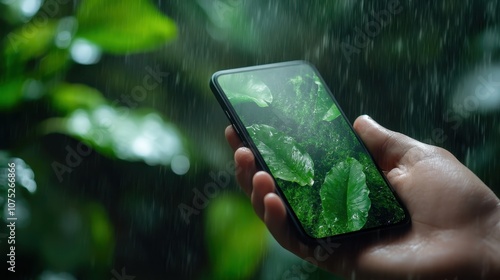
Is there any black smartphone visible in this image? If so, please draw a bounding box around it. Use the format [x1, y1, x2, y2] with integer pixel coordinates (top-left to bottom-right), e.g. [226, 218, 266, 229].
[210, 61, 409, 242]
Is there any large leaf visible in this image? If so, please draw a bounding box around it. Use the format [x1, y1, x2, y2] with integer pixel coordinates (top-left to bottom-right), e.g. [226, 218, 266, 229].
[76, 0, 177, 54]
[320, 157, 371, 233]
[205, 195, 267, 279]
[288, 74, 341, 123]
[218, 73, 273, 107]
[50, 83, 106, 114]
[247, 124, 314, 186]
[51, 105, 188, 167]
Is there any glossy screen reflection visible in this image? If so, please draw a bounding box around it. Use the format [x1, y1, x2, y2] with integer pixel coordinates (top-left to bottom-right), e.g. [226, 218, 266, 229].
[216, 62, 408, 239]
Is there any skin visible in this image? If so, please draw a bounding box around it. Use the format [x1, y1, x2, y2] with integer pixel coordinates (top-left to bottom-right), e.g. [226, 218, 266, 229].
[225, 115, 500, 279]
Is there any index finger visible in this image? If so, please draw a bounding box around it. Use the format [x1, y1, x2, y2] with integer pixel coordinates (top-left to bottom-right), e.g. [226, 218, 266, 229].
[225, 125, 243, 151]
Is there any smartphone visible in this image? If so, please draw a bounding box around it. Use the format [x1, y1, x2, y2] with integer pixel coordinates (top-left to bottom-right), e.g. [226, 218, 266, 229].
[210, 61, 409, 242]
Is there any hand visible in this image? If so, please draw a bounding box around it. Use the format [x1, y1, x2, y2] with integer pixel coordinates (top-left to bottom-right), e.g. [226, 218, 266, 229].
[225, 115, 500, 279]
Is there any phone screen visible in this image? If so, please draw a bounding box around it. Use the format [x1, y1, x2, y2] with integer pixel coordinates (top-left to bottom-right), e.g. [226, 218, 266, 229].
[212, 61, 408, 240]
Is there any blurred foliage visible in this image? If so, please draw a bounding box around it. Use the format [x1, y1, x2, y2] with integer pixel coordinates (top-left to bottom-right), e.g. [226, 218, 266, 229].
[50, 83, 106, 114]
[0, 0, 187, 278]
[205, 194, 266, 279]
[0, 0, 499, 279]
[0, 77, 25, 110]
[76, 0, 177, 53]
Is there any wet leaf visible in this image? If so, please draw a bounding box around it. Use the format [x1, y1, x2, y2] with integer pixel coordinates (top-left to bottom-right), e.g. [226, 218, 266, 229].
[322, 104, 341, 121]
[76, 0, 177, 53]
[60, 105, 187, 166]
[50, 83, 106, 114]
[218, 73, 273, 107]
[288, 74, 341, 123]
[205, 195, 267, 279]
[312, 75, 341, 122]
[320, 157, 371, 233]
[247, 124, 314, 186]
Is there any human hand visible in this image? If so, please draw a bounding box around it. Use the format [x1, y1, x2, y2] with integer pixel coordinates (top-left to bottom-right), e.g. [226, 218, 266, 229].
[225, 115, 500, 279]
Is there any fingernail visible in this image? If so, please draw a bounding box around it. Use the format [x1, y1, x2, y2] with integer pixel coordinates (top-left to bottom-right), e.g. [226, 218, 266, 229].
[364, 115, 378, 124]
[238, 147, 251, 153]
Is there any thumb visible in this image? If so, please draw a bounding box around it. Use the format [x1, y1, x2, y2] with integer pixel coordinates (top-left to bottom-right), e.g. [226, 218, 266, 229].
[353, 115, 424, 171]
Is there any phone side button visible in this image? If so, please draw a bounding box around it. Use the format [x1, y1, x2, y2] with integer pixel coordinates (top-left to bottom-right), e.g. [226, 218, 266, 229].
[232, 124, 241, 137]
[224, 110, 233, 122]
[224, 112, 236, 131]
[230, 124, 248, 146]
[224, 111, 246, 146]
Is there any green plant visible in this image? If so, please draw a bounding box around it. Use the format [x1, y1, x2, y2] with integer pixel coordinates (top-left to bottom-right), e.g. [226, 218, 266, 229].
[205, 194, 267, 279]
[0, 0, 181, 278]
[219, 64, 405, 238]
[218, 73, 273, 107]
[247, 124, 314, 187]
[320, 157, 371, 234]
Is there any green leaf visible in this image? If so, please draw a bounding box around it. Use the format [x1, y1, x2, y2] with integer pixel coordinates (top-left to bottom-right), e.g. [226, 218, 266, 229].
[218, 73, 273, 107]
[3, 20, 57, 62]
[50, 83, 106, 114]
[0, 78, 24, 111]
[288, 74, 341, 123]
[320, 157, 371, 234]
[38, 49, 71, 78]
[205, 195, 267, 279]
[76, 0, 177, 54]
[54, 105, 187, 166]
[322, 104, 341, 121]
[247, 124, 314, 186]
